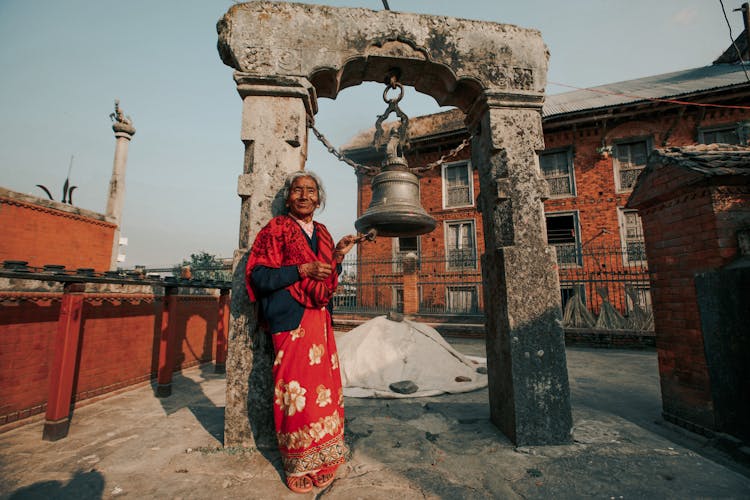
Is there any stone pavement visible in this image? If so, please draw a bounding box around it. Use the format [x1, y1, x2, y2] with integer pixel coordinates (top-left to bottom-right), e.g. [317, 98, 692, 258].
[1, 340, 749, 499]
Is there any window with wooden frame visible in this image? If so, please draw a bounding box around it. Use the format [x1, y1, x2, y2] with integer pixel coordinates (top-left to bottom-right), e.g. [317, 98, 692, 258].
[698, 123, 742, 145]
[545, 212, 582, 266]
[539, 147, 575, 197]
[614, 138, 650, 192]
[445, 220, 477, 270]
[392, 286, 404, 313]
[446, 285, 479, 313]
[619, 209, 647, 265]
[442, 161, 474, 208]
[392, 236, 420, 273]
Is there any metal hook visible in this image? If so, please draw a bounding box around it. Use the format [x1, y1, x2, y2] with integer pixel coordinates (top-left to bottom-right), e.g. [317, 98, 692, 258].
[382, 82, 404, 104]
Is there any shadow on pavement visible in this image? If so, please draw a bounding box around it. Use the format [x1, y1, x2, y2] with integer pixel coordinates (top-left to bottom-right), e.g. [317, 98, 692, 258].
[8, 470, 105, 500]
[153, 363, 225, 443]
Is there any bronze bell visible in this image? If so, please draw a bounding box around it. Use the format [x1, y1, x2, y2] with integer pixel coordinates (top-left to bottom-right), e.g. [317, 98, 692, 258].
[355, 148, 436, 238]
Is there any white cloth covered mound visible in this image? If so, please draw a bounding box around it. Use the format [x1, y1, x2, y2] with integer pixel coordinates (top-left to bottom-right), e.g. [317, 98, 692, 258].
[335, 316, 487, 398]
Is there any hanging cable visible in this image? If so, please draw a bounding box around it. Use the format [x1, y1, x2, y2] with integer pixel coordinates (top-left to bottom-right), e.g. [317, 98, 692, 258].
[719, 0, 750, 81]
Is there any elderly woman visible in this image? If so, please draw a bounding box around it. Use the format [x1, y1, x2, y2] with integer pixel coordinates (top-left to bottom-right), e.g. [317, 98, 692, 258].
[245, 170, 356, 493]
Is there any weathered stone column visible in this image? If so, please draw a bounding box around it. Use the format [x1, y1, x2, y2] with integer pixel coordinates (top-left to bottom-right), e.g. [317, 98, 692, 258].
[470, 94, 572, 446]
[107, 100, 135, 271]
[217, 0, 571, 448]
[224, 74, 315, 449]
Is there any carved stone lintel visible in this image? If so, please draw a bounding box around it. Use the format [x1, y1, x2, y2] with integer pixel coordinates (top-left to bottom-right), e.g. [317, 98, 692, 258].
[465, 91, 545, 133]
[218, 2, 548, 113]
[234, 73, 318, 117]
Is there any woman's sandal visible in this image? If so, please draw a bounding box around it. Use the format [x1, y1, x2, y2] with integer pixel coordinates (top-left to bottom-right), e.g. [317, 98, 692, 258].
[286, 475, 313, 494]
[310, 467, 337, 488]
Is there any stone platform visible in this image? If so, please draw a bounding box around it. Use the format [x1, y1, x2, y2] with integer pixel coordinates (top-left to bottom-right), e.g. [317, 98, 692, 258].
[1, 340, 748, 499]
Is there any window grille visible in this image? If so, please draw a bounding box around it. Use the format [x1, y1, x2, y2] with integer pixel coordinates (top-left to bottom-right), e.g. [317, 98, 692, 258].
[540, 149, 574, 196]
[443, 162, 473, 207]
[446, 286, 479, 313]
[615, 140, 648, 191]
[546, 213, 582, 266]
[392, 286, 404, 313]
[445, 221, 476, 269]
[699, 125, 741, 145]
[393, 236, 419, 272]
[620, 209, 646, 264]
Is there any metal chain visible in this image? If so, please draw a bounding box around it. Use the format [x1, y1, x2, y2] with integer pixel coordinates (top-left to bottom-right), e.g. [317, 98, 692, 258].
[307, 116, 473, 176]
[307, 117, 379, 176]
[410, 136, 473, 173]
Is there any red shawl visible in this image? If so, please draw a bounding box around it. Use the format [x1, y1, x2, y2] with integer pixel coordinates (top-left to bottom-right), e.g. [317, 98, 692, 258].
[245, 215, 338, 308]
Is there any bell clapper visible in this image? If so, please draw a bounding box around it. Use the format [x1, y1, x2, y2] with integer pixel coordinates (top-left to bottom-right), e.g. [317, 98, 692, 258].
[354, 228, 378, 244]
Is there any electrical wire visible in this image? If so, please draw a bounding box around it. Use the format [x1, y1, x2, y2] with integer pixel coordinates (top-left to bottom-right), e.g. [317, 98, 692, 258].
[718, 0, 750, 81]
[548, 81, 750, 110]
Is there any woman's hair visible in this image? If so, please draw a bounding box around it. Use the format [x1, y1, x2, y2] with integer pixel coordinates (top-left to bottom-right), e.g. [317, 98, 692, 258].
[282, 170, 326, 211]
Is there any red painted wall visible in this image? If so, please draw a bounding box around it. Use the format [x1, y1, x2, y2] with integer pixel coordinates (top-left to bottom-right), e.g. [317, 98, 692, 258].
[0, 293, 220, 429]
[0, 192, 116, 272]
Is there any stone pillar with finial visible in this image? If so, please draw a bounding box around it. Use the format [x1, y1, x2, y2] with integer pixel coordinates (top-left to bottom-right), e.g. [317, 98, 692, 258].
[107, 99, 135, 270]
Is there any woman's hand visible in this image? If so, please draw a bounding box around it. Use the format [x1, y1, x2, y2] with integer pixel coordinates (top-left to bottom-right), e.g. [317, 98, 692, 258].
[298, 261, 332, 280]
[334, 235, 357, 263]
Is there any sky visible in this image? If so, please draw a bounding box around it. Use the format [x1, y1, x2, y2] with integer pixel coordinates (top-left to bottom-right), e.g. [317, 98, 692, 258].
[0, 1, 746, 268]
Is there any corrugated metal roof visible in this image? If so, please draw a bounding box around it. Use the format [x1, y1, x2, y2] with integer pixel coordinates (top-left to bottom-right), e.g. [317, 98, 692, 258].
[543, 63, 750, 118]
[342, 63, 750, 151]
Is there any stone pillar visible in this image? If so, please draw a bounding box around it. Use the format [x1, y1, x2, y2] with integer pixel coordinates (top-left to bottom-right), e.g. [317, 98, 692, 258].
[224, 75, 315, 449]
[470, 96, 572, 446]
[106, 100, 135, 271]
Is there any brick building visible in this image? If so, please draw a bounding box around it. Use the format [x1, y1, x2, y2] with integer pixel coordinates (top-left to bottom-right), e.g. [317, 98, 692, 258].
[342, 37, 750, 322]
[0, 187, 117, 272]
[0, 187, 227, 433]
[627, 144, 750, 443]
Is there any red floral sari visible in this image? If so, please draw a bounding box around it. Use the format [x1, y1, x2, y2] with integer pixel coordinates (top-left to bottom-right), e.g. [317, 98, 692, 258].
[246, 216, 346, 477]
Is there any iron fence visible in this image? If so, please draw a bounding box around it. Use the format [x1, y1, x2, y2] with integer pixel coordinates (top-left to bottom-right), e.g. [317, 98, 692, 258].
[334, 246, 653, 331]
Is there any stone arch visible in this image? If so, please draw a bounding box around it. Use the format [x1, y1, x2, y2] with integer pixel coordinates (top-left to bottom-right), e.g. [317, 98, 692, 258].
[308, 42, 485, 112]
[218, 1, 571, 449]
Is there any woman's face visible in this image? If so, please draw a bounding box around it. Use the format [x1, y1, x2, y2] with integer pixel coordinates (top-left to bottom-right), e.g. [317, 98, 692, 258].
[287, 176, 319, 221]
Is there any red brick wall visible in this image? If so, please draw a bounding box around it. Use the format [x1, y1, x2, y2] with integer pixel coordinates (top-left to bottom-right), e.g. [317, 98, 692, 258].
[357, 147, 483, 262]
[633, 165, 750, 429]
[355, 106, 750, 317]
[357, 150, 486, 311]
[0, 293, 220, 428]
[0, 293, 59, 423]
[638, 187, 718, 427]
[0, 195, 116, 272]
[357, 106, 750, 259]
[543, 108, 750, 250]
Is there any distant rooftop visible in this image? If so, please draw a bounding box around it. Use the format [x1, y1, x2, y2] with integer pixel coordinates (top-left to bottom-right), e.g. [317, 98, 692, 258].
[543, 63, 750, 118]
[650, 144, 750, 178]
[343, 30, 750, 152]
